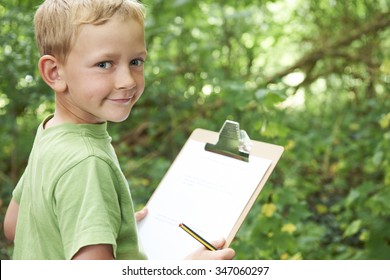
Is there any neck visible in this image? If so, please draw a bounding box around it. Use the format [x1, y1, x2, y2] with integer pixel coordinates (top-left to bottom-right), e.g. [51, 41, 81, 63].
[48, 95, 104, 127]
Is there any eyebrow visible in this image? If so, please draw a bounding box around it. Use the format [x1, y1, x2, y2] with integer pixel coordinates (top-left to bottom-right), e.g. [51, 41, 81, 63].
[92, 49, 147, 61]
[135, 50, 148, 57]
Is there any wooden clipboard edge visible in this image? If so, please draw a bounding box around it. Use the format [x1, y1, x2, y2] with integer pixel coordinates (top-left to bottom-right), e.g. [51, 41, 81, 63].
[190, 128, 285, 248]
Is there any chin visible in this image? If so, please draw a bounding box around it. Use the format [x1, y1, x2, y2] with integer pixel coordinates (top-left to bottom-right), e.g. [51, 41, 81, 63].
[108, 112, 131, 123]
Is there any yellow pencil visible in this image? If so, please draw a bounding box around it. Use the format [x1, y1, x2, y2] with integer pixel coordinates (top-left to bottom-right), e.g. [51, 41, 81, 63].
[179, 223, 217, 251]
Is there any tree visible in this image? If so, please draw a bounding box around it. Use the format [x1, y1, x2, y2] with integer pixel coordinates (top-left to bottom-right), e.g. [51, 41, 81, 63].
[1, 0, 389, 260]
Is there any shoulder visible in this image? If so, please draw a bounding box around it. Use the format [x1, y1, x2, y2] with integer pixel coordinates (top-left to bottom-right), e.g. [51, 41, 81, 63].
[38, 122, 116, 168]
[29, 122, 124, 190]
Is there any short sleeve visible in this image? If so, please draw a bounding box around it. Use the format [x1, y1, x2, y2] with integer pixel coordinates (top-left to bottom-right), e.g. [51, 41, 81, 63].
[54, 156, 121, 259]
[13, 172, 25, 204]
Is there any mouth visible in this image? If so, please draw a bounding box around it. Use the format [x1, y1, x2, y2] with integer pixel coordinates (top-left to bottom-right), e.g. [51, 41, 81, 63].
[107, 96, 135, 104]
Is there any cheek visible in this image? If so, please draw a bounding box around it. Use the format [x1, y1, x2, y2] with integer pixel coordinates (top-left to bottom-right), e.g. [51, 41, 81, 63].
[135, 72, 145, 91]
[70, 75, 111, 100]
[136, 82, 145, 100]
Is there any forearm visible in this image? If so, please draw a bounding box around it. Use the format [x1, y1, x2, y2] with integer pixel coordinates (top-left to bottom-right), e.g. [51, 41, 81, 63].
[4, 198, 19, 242]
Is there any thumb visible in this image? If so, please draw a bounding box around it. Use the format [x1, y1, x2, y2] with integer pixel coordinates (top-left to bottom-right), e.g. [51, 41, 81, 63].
[211, 238, 226, 250]
[135, 207, 148, 222]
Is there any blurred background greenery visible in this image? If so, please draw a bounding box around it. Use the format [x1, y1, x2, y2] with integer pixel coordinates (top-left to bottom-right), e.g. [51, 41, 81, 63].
[1, 0, 390, 260]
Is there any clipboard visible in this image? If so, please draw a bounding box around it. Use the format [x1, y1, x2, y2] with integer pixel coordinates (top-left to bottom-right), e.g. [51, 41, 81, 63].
[137, 120, 284, 260]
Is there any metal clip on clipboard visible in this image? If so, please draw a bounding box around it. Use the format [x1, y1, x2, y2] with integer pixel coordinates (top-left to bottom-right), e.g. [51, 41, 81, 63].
[205, 120, 252, 162]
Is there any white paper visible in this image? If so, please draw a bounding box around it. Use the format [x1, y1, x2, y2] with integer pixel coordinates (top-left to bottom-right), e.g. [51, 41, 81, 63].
[137, 139, 272, 260]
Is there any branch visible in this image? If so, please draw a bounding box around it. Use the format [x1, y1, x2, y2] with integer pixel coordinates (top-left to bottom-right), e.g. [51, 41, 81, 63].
[266, 11, 390, 84]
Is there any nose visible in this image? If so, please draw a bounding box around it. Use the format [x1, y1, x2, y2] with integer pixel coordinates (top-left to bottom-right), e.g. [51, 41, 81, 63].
[115, 66, 136, 90]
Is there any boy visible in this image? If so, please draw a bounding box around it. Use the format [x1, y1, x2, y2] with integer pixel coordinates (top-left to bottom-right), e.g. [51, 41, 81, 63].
[4, 0, 235, 260]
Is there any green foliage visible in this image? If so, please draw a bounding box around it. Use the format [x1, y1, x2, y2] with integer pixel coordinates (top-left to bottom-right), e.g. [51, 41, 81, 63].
[1, 0, 389, 260]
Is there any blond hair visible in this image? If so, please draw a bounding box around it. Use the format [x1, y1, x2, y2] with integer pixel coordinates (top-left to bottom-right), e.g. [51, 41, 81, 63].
[34, 0, 145, 63]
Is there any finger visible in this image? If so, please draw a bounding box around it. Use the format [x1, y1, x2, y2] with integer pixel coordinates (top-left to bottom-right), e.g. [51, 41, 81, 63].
[184, 244, 235, 260]
[135, 207, 148, 222]
[199, 247, 236, 260]
[210, 238, 226, 249]
[213, 248, 236, 260]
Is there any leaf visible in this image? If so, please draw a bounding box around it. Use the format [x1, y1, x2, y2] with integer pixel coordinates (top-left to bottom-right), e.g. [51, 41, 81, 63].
[281, 223, 297, 234]
[345, 189, 360, 208]
[260, 121, 289, 138]
[255, 89, 287, 107]
[261, 203, 277, 217]
[343, 220, 362, 238]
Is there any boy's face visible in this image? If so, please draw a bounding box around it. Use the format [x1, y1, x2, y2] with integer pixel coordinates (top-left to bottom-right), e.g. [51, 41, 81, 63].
[57, 15, 146, 123]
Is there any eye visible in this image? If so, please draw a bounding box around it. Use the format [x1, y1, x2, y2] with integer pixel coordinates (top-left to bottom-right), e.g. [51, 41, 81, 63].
[96, 61, 113, 69]
[130, 58, 145, 67]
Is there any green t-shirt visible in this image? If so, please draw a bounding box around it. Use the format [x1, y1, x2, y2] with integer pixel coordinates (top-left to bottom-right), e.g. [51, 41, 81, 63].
[12, 116, 146, 260]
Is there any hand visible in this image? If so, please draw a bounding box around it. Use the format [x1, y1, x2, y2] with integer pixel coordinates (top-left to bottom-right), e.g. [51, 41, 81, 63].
[135, 207, 148, 222]
[184, 239, 235, 260]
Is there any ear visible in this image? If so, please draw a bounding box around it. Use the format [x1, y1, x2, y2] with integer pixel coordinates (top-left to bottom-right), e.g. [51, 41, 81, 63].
[38, 55, 67, 93]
